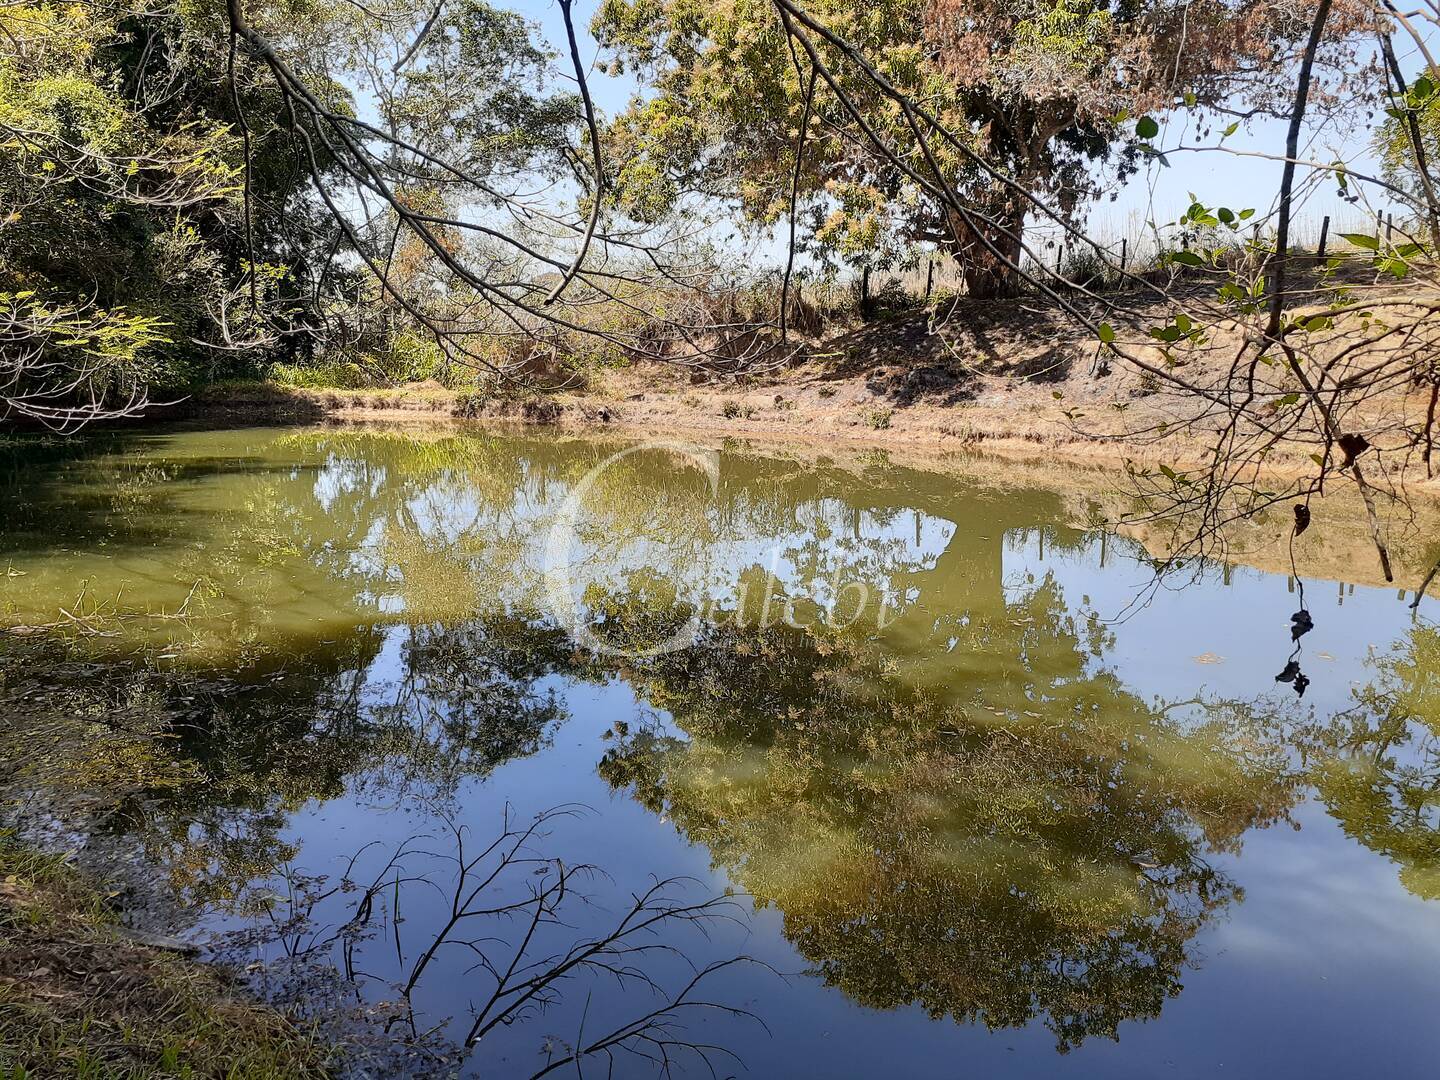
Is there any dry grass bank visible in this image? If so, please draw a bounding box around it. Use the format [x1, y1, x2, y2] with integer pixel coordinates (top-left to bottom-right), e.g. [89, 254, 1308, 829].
[186, 278, 1440, 481]
[184, 371, 1424, 475]
[0, 830, 331, 1078]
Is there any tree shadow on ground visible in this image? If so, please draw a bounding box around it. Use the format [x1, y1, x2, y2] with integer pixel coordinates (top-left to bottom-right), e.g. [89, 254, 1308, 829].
[808, 302, 1080, 407]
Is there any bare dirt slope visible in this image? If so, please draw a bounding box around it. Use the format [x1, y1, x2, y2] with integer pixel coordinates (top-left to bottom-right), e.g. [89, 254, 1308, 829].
[195, 288, 1440, 482]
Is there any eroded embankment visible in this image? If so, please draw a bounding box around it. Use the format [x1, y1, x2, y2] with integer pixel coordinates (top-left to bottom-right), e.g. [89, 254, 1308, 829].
[185, 374, 1440, 475]
[184, 282, 1440, 480]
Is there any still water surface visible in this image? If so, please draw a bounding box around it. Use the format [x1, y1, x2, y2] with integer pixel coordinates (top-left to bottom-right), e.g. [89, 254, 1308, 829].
[1, 426, 1438, 1078]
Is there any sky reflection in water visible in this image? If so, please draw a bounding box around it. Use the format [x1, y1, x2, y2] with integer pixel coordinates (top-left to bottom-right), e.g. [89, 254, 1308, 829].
[0, 425, 1437, 1078]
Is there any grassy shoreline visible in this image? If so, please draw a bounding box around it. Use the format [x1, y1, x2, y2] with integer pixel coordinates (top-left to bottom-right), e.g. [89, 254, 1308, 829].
[177, 377, 1423, 475]
[0, 830, 331, 1078]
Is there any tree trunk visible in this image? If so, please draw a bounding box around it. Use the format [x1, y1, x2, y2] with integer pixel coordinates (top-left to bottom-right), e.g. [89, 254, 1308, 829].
[946, 197, 1026, 300]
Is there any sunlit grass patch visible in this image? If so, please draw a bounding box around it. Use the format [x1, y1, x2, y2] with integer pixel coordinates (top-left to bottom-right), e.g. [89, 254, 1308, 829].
[0, 832, 332, 1079]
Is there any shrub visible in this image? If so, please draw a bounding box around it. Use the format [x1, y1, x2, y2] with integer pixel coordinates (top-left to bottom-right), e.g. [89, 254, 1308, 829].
[267, 359, 368, 389]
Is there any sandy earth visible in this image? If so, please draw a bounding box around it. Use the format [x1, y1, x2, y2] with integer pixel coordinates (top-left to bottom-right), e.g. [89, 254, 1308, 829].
[186, 275, 1439, 470]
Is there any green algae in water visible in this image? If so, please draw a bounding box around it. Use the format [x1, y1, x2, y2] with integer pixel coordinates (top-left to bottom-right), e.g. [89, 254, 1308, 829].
[1, 425, 1438, 1077]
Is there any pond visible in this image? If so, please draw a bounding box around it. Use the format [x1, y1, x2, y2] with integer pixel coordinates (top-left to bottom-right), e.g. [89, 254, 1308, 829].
[1, 425, 1438, 1078]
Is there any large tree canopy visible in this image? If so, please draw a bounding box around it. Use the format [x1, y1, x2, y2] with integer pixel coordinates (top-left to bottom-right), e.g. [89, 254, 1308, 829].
[595, 0, 1373, 297]
[0, 0, 361, 422]
[0, 0, 582, 423]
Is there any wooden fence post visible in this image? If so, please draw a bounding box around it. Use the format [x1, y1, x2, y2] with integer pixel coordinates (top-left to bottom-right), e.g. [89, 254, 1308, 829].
[1119, 238, 1128, 274]
[1317, 215, 1330, 258]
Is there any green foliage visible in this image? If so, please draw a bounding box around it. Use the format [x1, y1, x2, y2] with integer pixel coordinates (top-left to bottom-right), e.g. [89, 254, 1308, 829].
[593, 0, 988, 275]
[0, 0, 580, 412]
[387, 0, 578, 177]
[268, 359, 370, 390]
[0, 1, 335, 414]
[271, 331, 452, 390]
[1376, 72, 1440, 203]
[1, 292, 170, 363]
[592, 0, 1330, 296]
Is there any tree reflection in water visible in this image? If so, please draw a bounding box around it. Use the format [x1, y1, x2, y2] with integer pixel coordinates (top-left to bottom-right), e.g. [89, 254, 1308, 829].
[6, 428, 1440, 1069]
[144, 618, 585, 909]
[2, 623, 770, 1076]
[1302, 623, 1440, 900]
[219, 805, 767, 1079]
[595, 576, 1301, 1051]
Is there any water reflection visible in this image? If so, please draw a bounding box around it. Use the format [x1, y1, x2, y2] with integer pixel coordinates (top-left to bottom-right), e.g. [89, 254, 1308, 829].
[595, 597, 1298, 1051]
[219, 803, 762, 1079]
[1, 426, 1439, 1075]
[1303, 623, 1440, 899]
[0, 428, 1077, 656]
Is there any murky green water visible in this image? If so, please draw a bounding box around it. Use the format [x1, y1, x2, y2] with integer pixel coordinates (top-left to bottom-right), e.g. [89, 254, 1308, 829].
[2, 425, 1438, 1078]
